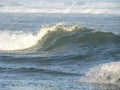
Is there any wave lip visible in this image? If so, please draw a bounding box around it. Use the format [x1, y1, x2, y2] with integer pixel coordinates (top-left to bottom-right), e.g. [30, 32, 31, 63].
[79, 61, 120, 85]
[0, 23, 80, 51]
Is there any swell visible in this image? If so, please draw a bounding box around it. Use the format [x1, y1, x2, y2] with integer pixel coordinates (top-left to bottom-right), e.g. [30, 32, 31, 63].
[37, 28, 120, 51]
[0, 23, 120, 51]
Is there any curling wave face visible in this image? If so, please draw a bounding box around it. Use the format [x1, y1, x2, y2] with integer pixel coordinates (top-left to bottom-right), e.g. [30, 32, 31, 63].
[0, 24, 79, 51]
[79, 61, 120, 85]
[0, 24, 119, 51]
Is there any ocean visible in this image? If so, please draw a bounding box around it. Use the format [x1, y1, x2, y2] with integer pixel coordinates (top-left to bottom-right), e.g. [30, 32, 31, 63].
[0, 13, 120, 90]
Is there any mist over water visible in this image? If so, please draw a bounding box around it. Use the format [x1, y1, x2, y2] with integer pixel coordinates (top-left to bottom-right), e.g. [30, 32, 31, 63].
[0, 1, 120, 15]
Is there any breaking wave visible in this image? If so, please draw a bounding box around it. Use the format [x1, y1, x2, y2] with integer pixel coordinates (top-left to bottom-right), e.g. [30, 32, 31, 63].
[79, 61, 120, 85]
[0, 31, 38, 51]
[0, 2, 120, 15]
[0, 23, 119, 51]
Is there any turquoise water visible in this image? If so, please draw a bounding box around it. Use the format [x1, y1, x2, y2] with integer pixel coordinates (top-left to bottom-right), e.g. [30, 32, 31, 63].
[0, 13, 120, 90]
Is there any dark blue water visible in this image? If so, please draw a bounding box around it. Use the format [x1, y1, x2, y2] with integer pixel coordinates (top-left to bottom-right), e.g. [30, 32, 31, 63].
[0, 13, 120, 90]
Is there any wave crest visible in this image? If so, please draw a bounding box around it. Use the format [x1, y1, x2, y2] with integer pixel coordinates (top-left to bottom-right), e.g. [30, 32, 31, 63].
[0, 24, 119, 51]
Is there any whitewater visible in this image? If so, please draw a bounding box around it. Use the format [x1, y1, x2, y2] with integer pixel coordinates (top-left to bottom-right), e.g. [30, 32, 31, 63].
[0, 2, 120, 15]
[0, 24, 80, 50]
[0, 12, 120, 90]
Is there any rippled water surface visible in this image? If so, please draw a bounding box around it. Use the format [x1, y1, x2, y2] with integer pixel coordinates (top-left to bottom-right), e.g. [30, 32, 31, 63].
[0, 13, 120, 90]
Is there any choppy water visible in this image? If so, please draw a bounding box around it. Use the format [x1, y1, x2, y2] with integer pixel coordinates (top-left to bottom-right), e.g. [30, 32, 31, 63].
[0, 13, 120, 90]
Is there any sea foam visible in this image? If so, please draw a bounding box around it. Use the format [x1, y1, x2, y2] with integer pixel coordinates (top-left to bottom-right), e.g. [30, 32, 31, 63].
[0, 2, 120, 15]
[79, 61, 120, 85]
[0, 31, 38, 51]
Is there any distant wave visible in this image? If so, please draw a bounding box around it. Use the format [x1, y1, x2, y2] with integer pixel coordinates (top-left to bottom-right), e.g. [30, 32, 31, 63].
[0, 2, 120, 15]
[0, 23, 119, 51]
[79, 61, 120, 85]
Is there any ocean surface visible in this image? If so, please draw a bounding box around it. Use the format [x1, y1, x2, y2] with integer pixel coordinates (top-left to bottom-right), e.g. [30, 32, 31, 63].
[0, 13, 120, 90]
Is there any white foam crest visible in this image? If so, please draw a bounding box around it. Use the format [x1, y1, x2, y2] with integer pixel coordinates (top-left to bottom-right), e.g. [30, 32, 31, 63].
[79, 61, 120, 85]
[0, 31, 38, 51]
[79, 2, 120, 15]
[0, 24, 78, 51]
[36, 23, 79, 42]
